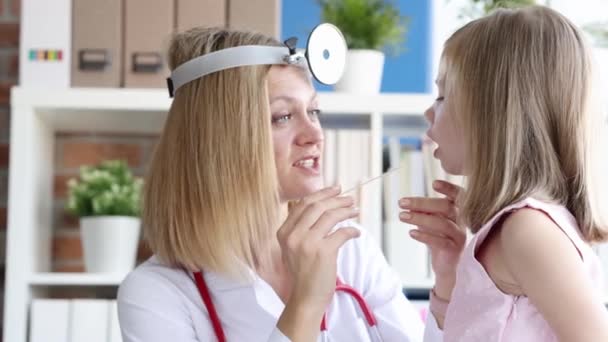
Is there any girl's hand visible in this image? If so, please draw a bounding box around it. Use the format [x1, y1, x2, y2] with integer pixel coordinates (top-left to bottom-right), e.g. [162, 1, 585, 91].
[398, 180, 466, 300]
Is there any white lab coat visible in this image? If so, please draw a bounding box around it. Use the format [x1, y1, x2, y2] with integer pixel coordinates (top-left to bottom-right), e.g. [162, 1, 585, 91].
[117, 221, 443, 341]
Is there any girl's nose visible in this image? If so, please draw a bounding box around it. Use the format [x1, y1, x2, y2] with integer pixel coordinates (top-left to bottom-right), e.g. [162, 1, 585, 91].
[424, 106, 435, 124]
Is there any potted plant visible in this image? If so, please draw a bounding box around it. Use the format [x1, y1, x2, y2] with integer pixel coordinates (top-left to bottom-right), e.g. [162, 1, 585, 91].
[458, 0, 536, 20]
[319, 0, 408, 94]
[66, 160, 143, 274]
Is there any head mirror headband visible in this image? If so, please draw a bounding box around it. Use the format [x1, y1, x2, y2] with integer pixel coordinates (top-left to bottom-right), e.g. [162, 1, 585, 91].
[166, 23, 347, 97]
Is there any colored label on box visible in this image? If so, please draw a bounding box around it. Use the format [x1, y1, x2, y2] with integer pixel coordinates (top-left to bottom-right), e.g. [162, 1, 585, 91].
[29, 49, 63, 61]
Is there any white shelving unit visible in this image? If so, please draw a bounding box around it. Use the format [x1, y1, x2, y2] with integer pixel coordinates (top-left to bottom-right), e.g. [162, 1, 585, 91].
[4, 87, 434, 342]
[29, 273, 126, 287]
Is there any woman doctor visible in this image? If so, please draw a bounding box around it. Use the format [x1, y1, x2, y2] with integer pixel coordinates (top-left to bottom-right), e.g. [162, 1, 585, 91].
[117, 25, 450, 341]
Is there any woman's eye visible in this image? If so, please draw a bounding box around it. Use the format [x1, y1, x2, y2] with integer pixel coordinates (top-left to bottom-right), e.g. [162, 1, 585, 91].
[308, 109, 322, 119]
[435, 96, 445, 102]
[272, 114, 292, 124]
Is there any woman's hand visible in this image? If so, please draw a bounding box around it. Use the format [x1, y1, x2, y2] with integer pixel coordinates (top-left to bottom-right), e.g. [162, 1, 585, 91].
[398, 180, 466, 301]
[276, 185, 360, 341]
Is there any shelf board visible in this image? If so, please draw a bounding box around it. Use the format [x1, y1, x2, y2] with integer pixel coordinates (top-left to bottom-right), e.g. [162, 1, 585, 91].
[11, 87, 172, 112]
[29, 272, 125, 286]
[11, 87, 434, 114]
[10, 87, 432, 134]
[319, 92, 434, 115]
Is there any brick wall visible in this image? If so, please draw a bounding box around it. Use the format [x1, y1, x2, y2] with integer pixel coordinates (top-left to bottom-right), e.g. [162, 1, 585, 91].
[0, 0, 19, 337]
[52, 133, 156, 272]
[0, 0, 19, 229]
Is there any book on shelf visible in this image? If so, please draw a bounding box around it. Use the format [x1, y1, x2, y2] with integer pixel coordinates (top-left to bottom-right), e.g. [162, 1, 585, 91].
[30, 299, 70, 342]
[385, 219, 429, 286]
[382, 135, 463, 287]
[109, 300, 123, 342]
[70, 299, 110, 342]
[383, 136, 429, 285]
[30, 299, 123, 342]
[323, 128, 374, 229]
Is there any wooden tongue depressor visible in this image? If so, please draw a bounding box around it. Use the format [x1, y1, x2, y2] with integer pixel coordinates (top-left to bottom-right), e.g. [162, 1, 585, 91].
[341, 167, 402, 195]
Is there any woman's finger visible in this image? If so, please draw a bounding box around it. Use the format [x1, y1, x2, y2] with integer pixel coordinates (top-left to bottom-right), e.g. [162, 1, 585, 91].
[278, 186, 345, 239]
[309, 207, 360, 240]
[398, 197, 458, 220]
[288, 185, 342, 221]
[324, 227, 361, 252]
[285, 196, 355, 241]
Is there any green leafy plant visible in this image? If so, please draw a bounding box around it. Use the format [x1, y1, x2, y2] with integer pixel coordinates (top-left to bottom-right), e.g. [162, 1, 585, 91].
[584, 22, 608, 48]
[474, 0, 535, 13]
[458, 0, 536, 20]
[318, 0, 409, 56]
[66, 160, 143, 217]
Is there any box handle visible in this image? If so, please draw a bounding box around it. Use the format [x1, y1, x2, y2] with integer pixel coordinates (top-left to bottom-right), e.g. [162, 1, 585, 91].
[79, 49, 110, 71]
[132, 52, 162, 73]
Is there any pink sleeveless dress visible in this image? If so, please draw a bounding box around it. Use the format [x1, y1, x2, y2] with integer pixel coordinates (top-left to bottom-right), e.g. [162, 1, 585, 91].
[443, 197, 604, 341]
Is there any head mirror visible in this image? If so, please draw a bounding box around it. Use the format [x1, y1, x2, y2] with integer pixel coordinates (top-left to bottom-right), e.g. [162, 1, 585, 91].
[166, 23, 347, 97]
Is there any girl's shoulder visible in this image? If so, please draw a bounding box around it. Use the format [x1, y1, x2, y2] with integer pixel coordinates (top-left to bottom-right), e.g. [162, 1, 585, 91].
[476, 197, 583, 248]
[473, 198, 598, 295]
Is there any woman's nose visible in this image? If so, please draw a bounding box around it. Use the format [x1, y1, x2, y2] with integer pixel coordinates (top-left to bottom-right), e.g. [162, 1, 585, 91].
[296, 116, 323, 146]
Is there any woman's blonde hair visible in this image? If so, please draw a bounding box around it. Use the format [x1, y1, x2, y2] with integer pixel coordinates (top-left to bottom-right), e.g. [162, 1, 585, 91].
[441, 6, 608, 241]
[144, 27, 283, 278]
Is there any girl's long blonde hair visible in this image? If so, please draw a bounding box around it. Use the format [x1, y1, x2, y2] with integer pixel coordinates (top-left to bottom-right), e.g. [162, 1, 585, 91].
[442, 6, 608, 241]
[144, 27, 283, 278]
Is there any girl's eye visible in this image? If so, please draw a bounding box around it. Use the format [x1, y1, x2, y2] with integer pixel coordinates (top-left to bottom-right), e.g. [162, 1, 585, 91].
[436, 96, 445, 102]
[308, 109, 322, 119]
[272, 114, 292, 124]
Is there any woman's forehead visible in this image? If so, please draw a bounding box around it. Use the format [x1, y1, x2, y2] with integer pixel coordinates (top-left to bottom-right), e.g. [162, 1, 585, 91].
[268, 66, 315, 103]
[268, 65, 311, 84]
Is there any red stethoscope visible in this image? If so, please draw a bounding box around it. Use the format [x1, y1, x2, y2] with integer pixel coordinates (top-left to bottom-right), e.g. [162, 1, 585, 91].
[193, 271, 385, 341]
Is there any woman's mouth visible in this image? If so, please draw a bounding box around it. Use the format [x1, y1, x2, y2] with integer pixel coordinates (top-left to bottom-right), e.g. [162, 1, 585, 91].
[293, 157, 320, 175]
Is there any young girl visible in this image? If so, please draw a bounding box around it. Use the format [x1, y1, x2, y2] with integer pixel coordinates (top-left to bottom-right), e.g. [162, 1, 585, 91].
[400, 5, 608, 341]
